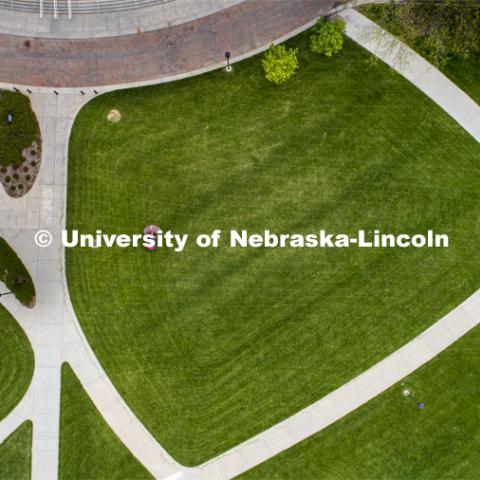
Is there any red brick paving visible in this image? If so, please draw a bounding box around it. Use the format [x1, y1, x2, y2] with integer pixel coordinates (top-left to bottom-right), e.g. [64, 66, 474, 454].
[0, 0, 339, 87]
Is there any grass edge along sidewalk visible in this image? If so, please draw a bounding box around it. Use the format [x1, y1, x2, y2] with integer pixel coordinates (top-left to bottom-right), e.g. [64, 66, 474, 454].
[66, 32, 480, 465]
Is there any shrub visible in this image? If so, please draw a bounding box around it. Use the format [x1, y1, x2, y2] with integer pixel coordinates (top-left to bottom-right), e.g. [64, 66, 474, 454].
[310, 17, 346, 57]
[362, 0, 480, 67]
[262, 44, 299, 85]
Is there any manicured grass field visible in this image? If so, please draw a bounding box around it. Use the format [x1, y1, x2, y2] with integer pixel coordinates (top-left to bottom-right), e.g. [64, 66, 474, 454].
[0, 237, 36, 306]
[240, 324, 480, 479]
[59, 364, 152, 480]
[0, 91, 40, 168]
[0, 421, 32, 480]
[0, 306, 34, 421]
[66, 32, 480, 465]
[360, 4, 480, 105]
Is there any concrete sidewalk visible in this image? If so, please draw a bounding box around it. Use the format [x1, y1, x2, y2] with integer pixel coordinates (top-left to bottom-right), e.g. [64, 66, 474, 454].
[0, 0, 243, 39]
[337, 8, 480, 142]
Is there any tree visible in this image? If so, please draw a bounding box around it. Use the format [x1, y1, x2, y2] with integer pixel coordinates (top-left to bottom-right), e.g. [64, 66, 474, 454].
[366, 0, 480, 67]
[310, 17, 346, 57]
[262, 44, 299, 85]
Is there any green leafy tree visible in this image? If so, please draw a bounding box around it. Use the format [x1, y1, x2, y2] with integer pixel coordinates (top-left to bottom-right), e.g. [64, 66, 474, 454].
[310, 17, 346, 57]
[364, 0, 480, 67]
[261, 44, 299, 85]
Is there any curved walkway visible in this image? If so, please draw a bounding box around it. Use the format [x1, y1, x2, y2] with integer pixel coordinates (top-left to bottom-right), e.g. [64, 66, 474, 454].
[338, 8, 480, 142]
[0, 0, 243, 40]
[0, 0, 338, 87]
[0, 91, 183, 480]
[0, 0, 172, 15]
[0, 6, 480, 480]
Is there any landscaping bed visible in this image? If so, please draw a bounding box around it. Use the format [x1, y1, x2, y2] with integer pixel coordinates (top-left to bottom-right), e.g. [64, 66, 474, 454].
[0, 238, 35, 307]
[0, 90, 42, 197]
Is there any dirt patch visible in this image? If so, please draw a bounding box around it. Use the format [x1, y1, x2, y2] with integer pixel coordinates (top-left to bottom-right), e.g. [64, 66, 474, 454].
[107, 109, 121, 122]
[0, 139, 42, 198]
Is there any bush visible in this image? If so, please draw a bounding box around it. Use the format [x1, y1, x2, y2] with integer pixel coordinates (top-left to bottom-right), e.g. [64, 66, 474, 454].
[310, 17, 346, 57]
[262, 44, 299, 85]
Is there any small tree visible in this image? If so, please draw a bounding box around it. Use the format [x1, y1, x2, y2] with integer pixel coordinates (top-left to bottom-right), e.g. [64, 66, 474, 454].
[262, 44, 299, 85]
[367, 0, 480, 67]
[310, 17, 346, 57]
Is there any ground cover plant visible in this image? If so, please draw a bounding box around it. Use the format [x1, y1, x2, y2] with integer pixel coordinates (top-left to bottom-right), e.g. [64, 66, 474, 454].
[360, 2, 480, 105]
[59, 364, 152, 480]
[0, 237, 36, 306]
[0, 306, 33, 421]
[0, 421, 32, 480]
[240, 324, 480, 479]
[67, 32, 480, 465]
[310, 18, 346, 57]
[0, 90, 42, 196]
[0, 91, 40, 168]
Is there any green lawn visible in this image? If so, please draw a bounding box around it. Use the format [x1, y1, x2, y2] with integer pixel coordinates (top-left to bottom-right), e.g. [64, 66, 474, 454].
[66, 32, 480, 465]
[240, 324, 480, 479]
[0, 91, 40, 168]
[59, 363, 152, 480]
[0, 237, 36, 306]
[0, 421, 32, 480]
[360, 3, 480, 105]
[0, 306, 34, 421]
